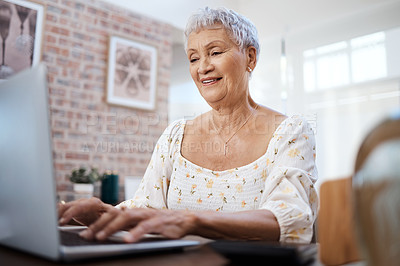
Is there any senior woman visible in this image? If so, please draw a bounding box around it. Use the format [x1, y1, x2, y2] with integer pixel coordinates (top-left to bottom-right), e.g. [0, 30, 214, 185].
[59, 7, 318, 244]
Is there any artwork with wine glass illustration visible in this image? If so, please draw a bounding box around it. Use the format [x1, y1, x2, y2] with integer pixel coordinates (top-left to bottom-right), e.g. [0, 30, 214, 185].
[0, 0, 44, 80]
[107, 36, 158, 110]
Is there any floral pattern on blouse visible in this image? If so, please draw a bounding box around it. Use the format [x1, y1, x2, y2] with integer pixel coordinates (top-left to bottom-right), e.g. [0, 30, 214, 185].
[117, 115, 318, 244]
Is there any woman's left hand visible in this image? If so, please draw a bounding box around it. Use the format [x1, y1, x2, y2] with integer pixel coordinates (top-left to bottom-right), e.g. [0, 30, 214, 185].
[79, 207, 197, 243]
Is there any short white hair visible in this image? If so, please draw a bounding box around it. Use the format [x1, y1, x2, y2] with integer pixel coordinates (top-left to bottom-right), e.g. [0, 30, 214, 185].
[184, 7, 260, 60]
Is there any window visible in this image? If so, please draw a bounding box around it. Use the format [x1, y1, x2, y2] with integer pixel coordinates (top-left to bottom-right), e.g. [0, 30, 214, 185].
[303, 32, 387, 92]
[351, 32, 386, 83]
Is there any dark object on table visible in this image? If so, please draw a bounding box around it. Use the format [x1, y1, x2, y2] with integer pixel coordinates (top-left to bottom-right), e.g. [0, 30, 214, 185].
[101, 171, 119, 205]
[208, 240, 317, 266]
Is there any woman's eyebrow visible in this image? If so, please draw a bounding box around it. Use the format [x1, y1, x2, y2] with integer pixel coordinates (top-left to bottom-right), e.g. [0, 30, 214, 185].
[204, 40, 228, 50]
[187, 40, 228, 53]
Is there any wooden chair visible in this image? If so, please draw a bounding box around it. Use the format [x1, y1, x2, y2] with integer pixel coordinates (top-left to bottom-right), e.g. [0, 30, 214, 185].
[318, 177, 361, 265]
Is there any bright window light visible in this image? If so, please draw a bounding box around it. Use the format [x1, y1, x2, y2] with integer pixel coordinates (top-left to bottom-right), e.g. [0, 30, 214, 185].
[316, 41, 347, 55]
[351, 32, 385, 48]
[317, 52, 349, 89]
[304, 49, 315, 58]
[351, 32, 386, 83]
[304, 60, 316, 92]
[303, 31, 387, 91]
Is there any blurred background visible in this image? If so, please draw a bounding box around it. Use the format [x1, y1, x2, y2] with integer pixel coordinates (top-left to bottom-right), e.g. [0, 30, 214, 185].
[8, 0, 396, 198]
[102, 0, 400, 187]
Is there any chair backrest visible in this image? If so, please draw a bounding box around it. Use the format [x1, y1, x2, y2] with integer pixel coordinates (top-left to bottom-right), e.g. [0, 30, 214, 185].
[318, 177, 361, 265]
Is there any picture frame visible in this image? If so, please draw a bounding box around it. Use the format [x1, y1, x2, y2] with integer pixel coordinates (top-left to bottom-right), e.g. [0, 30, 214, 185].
[107, 36, 158, 110]
[0, 0, 44, 80]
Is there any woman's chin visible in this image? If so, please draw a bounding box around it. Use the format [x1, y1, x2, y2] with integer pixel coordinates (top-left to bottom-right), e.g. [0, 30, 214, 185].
[199, 91, 227, 106]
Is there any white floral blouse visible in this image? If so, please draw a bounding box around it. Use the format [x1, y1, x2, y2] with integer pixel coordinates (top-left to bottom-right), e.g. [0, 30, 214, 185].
[117, 115, 318, 243]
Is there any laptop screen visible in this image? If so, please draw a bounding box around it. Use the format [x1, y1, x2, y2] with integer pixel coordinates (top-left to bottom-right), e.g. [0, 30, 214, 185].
[0, 64, 60, 260]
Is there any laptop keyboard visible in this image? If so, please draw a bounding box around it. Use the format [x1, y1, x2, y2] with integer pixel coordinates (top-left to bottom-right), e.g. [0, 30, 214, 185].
[60, 229, 125, 246]
[60, 229, 168, 246]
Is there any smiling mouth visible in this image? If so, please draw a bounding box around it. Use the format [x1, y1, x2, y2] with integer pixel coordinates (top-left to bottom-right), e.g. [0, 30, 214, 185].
[201, 78, 222, 85]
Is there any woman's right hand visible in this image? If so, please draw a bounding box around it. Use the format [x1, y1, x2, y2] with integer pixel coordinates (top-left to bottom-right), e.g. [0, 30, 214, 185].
[58, 197, 112, 226]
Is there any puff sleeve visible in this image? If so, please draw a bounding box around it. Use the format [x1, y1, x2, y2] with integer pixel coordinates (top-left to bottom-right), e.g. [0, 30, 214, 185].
[259, 116, 318, 243]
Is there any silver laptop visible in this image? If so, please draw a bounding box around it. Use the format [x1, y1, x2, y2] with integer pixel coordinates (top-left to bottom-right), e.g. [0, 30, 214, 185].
[0, 64, 199, 261]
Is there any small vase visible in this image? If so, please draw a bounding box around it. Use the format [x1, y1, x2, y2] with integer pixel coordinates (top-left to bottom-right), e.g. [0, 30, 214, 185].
[101, 173, 119, 205]
[73, 183, 94, 199]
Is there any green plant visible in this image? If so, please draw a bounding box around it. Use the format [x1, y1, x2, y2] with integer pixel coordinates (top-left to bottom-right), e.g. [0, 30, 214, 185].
[69, 167, 101, 184]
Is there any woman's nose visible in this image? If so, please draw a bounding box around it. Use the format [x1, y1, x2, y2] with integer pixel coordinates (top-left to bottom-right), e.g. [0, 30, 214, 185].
[198, 57, 214, 74]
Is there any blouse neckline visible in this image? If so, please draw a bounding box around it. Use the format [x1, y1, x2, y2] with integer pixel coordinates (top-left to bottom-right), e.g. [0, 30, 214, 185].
[177, 116, 291, 173]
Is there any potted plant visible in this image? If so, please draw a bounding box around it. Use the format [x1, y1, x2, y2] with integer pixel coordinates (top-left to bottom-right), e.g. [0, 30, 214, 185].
[69, 167, 101, 196]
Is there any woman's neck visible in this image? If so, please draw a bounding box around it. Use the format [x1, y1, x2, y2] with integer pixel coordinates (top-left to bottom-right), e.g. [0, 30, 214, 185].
[210, 97, 258, 132]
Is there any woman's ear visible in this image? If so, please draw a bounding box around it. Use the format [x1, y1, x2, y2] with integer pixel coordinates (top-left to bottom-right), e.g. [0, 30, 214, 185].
[247, 46, 257, 71]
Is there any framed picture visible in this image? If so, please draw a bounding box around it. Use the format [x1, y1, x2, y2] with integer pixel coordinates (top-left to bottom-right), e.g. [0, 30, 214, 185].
[107, 36, 158, 110]
[0, 0, 44, 79]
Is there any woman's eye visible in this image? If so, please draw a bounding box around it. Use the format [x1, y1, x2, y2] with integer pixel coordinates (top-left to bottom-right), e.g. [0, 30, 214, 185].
[190, 58, 198, 63]
[211, 51, 222, 56]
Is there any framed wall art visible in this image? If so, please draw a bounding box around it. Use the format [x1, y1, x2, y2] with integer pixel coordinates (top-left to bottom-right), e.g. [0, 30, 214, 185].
[0, 0, 44, 79]
[107, 36, 158, 110]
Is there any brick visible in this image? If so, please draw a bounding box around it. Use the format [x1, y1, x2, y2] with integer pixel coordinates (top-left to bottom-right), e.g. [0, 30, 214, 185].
[61, 0, 75, 8]
[65, 152, 89, 161]
[59, 17, 68, 25]
[111, 14, 129, 24]
[87, 6, 108, 19]
[48, 25, 70, 36]
[52, 130, 64, 139]
[46, 14, 58, 23]
[47, 5, 62, 15]
[74, 2, 85, 11]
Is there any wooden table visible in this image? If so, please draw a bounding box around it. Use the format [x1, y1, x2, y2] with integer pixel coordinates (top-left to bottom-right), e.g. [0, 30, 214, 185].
[0, 235, 366, 266]
[0, 236, 228, 266]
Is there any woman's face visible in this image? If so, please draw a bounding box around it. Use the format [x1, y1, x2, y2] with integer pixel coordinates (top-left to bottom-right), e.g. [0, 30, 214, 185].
[186, 27, 249, 108]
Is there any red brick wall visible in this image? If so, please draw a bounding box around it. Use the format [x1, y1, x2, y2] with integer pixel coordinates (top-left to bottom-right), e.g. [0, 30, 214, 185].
[41, 0, 172, 200]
